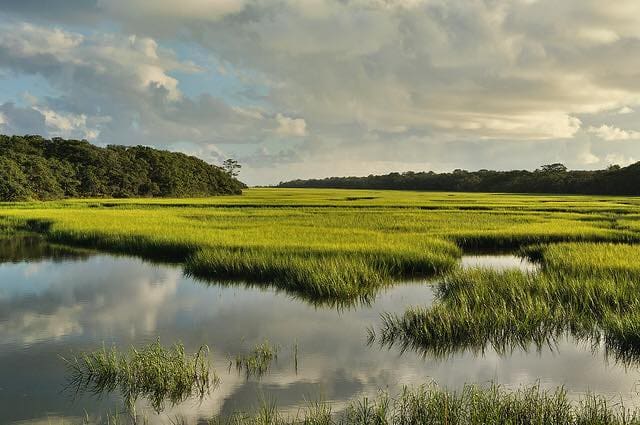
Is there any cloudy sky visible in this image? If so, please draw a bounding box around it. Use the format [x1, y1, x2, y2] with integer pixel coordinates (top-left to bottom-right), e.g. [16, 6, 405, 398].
[0, 0, 639, 185]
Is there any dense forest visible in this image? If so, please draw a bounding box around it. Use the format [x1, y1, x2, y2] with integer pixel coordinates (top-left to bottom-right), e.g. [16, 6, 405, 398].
[0, 135, 245, 201]
[279, 162, 640, 196]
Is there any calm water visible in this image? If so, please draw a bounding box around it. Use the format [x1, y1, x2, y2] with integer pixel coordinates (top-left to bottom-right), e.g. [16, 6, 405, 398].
[1, 237, 639, 424]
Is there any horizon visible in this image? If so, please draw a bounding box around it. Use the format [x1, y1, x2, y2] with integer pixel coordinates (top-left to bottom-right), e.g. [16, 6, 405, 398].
[0, 1, 639, 185]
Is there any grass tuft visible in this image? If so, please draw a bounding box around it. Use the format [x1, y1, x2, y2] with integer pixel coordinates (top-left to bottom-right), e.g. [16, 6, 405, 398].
[63, 340, 216, 413]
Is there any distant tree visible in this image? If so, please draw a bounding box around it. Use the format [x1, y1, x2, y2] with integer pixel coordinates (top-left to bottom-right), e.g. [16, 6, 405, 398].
[278, 161, 640, 196]
[607, 164, 621, 171]
[222, 158, 242, 177]
[0, 135, 245, 201]
[539, 163, 567, 173]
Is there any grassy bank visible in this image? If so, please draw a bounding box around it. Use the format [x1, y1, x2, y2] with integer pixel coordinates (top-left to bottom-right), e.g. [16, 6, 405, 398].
[1, 189, 640, 302]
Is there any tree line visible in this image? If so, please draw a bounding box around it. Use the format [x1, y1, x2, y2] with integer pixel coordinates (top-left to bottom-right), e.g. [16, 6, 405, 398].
[0, 135, 245, 201]
[278, 162, 640, 196]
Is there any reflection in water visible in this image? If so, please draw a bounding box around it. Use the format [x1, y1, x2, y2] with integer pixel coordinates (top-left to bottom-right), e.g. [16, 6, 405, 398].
[0, 243, 639, 424]
[0, 235, 94, 264]
[460, 254, 539, 272]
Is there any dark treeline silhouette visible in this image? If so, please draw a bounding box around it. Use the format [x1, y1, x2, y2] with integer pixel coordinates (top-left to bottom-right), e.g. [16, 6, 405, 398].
[278, 162, 640, 196]
[0, 135, 245, 201]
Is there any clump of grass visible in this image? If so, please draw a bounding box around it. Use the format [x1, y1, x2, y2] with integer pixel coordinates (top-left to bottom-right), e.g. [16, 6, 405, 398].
[372, 266, 640, 363]
[186, 248, 388, 301]
[232, 340, 279, 379]
[206, 383, 640, 424]
[63, 340, 216, 413]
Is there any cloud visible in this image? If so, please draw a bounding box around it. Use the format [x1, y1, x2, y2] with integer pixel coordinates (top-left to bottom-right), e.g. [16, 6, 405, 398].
[0, 22, 284, 152]
[3, 1, 640, 183]
[274, 113, 307, 137]
[183, 0, 640, 142]
[604, 153, 636, 166]
[0, 23, 193, 100]
[98, 0, 247, 23]
[587, 124, 640, 141]
[618, 106, 634, 114]
[0, 102, 47, 135]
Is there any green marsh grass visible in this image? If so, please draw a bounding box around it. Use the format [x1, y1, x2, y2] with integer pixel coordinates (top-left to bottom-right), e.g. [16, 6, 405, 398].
[3, 189, 640, 301]
[64, 340, 216, 414]
[232, 340, 279, 379]
[374, 261, 640, 364]
[203, 383, 639, 425]
[535, 242, 640, 279]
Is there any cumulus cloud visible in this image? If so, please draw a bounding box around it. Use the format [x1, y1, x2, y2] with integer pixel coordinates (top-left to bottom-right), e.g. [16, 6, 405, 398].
[0, 22, 285, 151]
[182, 0, 640, 141]
[587, 124, 640, 141]
[274, 114, 307, 137]
[618, 106, 634, 114]
[2, 0, 640, 183]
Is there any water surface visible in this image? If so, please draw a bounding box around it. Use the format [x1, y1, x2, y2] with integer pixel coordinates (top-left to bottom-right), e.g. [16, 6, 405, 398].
[0, 238, 638, 424]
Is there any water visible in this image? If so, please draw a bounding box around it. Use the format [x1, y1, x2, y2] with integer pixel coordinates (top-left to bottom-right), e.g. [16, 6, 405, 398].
[460, 254, 539, 272]
[1, 237, 639, 424]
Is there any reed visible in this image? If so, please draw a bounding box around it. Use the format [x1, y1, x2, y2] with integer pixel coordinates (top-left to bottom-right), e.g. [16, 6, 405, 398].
[233, 340, 279, 379]
[373, 266, 640, 364]
[205, 383, 640, 424]
[63, 340, 216, 414]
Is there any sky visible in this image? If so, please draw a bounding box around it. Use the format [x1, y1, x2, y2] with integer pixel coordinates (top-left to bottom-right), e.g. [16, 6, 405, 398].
[0, 0, 639, 185]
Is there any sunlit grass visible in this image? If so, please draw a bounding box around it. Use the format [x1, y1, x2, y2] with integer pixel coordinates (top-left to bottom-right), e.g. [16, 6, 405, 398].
[373, 260, 640, 363]
[2, 188, 640, 302]
[536, 242, 640, 279]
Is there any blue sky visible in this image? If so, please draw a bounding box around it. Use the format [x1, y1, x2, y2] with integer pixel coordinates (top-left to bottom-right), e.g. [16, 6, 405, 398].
[0, 0, 639, 185]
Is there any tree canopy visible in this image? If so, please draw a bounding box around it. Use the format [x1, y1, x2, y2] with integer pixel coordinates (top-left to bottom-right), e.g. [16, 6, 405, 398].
[0, 135, 245, 201]
[278, 162, 640, 196]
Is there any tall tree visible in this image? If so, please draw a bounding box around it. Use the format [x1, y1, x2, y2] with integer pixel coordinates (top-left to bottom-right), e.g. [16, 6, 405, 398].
[222, 158, 242, 178]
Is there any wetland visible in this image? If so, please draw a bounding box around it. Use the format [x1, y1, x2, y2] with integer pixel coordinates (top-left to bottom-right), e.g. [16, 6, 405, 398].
[3, 189, 640, 423]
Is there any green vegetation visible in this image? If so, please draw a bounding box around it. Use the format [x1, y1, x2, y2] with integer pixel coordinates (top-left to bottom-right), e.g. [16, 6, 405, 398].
[373, 243, 640, 364]
[8, 188, 640, 423]
[2, 189, 640, 303]
[0, 135, 244, 201]
[534, 242, 640, 279]
[63, 340, 215, 413]
[279, 162, 640, 196]
[197, 383, 640, 424]
[232, 340, 279, 379]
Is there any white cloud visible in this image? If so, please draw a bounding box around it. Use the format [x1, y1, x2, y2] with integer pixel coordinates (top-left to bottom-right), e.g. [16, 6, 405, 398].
[0, 23, 195, 101]
[4, 1, 640, 182]
[0, 23, 83, 57]
[0, 22, 276, 149]
[577, 27, 619, 45]
[618, 106, 634, 114]
[605, 153, 636, 166]
[578, 150, 600, 165]
[587, 125, 640, 141]
[274, 114, 307, 137]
